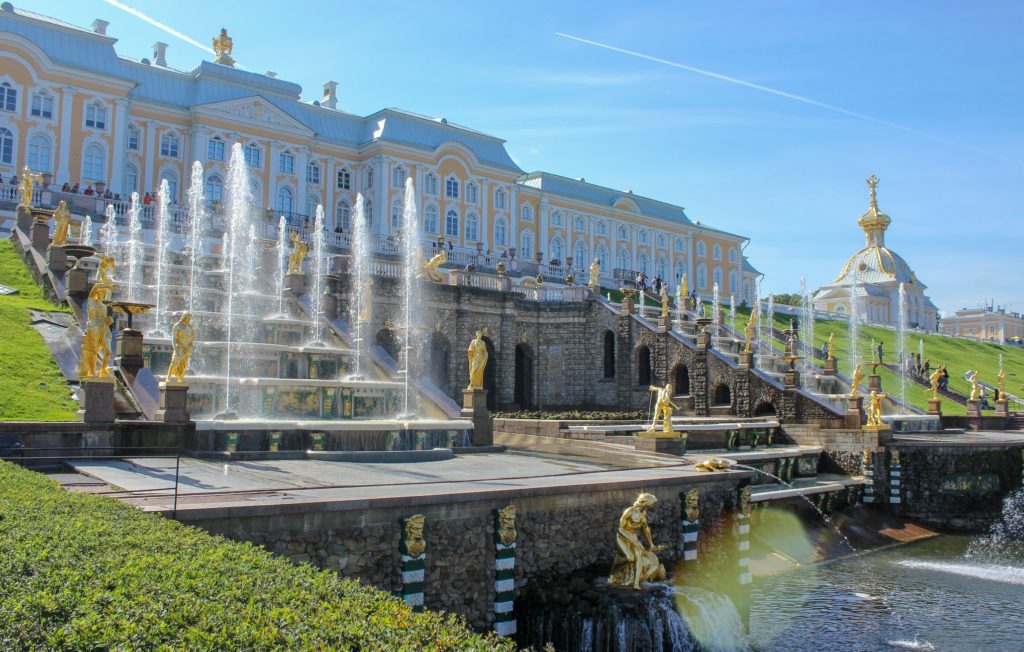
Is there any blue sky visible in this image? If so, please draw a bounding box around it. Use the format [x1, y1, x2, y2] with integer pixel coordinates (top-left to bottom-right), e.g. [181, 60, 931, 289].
[26, 0, 1024, 317]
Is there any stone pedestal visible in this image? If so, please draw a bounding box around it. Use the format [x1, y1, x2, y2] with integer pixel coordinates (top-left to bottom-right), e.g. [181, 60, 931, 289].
[635, 431, 687, 455]
[738, 351, 754, 370]
[927, 398, 942, 417]
[116, 328, 145, 375]
[695, 330, 711, 351]
[67, 265, 91, 298]
[31, 220, 50, 252]
[47, 244, 67, 274]
[77, 377, 115, 424]
[155, 382, 191, 423]
[461, 387, 493, 446]
[286, 271, 306, 295]
[622, 294, 635, 315]
[15, 205, 32, 233]
[588, 283, 600, 297]
[995, 399, 1009, 417]
[823, 358, 837, 376]
[784, 368, 800, 389]
[658, 314, 672, 332]
[966, 400, 981, 418]
[868, 374, 882, 392]
[846, 396, 864, 429]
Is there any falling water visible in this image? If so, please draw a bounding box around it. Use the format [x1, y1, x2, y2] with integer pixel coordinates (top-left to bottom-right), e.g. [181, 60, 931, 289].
[309, 205, 326, 345]
[919, 338, 924, 365]
[125, 192, 144, 302]
[712, 282, 721, 349]
[754, 277, 763, 368]
[276, 216, 287, 317]
[800, 277, 815, 389]
[399, 177, 421, 417]
[766, 293, 775, 364]
[730, 293, 736, 336]
[348, 194, 370, 378]
[898, 282, 908, 408]
[151, 180, 173, 336]
[100, 204, 117, 259]
[849, 276, 861, 378]
[186, 161, 207, 316]
[81, 215, 93, 246]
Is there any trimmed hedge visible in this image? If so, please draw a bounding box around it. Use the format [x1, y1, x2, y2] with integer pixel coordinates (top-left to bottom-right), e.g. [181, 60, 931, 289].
[0, 461, 515, 650]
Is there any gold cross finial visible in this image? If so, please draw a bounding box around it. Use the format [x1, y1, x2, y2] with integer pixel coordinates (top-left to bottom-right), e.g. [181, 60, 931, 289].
[866, 174, 879, 210]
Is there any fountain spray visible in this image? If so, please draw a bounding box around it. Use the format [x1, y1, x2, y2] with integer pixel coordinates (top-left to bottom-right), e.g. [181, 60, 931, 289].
[349, 194, 369, 379]
[126, 192, 143, 302]
[310, 205, 326, 345]
[399, 177, 421, 417]
[712, 282, 720, 350]
[152, 179, 172, 336]
[81, 215, 93, 246]
[276, 216, 287, 317]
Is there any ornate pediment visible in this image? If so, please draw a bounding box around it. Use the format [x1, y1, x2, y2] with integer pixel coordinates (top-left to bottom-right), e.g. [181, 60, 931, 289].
[194, 96, 313, 137]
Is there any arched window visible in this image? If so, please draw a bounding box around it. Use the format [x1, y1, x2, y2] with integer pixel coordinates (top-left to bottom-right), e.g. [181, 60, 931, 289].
[713, 244, 722, 260]
[391, 198, 403, 229]
[159, 132, 179, 158]
[277, 187, 293, 214]
[596, 221, 607, 235]
[0, 128, 12, 165]
[713, 384, 731, 406]
[494, 217, 507, 246]
[617, 249, 629, 271]
[673, 364, 690, 395]
[494, 187, 507, 209]
[0, 82, 17, 112]
[336, 167, 351, 190]
[637, 346, 651, 385]
[424, 205, 439, 234]
[159, 170, 178, 202]
[696, 240, 707, 257]
[445, 209, 459, 237]
[27, 134, 51, 172]
[549, 237, 564, 262]
[445, 175, 459, 199]
[466, 181, 478, 204]
[205, 174, 224, 207]
[551, 211, 563, 227]
[728, 247, 737, 263]
[618, 225, 627, 240]
[465, 212, 479, 241]
[82, 144, 106, 181]
[123, 164, 139, 195]
[574, 215, 585, 231]
[656, 257, 668, 279]
[728, 269, 738, 293]
[713, 266, 723, 287]
[307, 161, 321, 184]
[603, 330, 615, 378]
[596, 245, 608, 272]
[521, 203, 533, 222]
[424, 172, 438, 195]
[392, 165, 406, 188]
[364, 200, 373, 223]
[520, 231, 533, 259]
[697, 264, 707, 289]
[637, 253, 649, 276]
[244, 143, 262, 168]
[574, 241, 587, 266]
[85, 102, 107, 129]
[336, 200, 351, 231]
[674, 259, 686, 282]
[306, 195, 321, 220]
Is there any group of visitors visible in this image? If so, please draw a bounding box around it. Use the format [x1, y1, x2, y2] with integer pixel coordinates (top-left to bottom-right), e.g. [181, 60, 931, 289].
[633, 272, 666, 295]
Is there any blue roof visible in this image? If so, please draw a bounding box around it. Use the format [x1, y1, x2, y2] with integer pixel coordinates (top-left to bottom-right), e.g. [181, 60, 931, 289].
[518, 172, 694, 226]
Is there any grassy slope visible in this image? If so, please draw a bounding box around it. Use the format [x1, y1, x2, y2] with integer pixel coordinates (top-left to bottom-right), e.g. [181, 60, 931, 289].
[0, 239, 77, 420]
[0, 461, 511, 650]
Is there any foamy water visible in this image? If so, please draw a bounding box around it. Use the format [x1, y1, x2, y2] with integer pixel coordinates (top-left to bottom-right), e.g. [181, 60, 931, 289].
[887, 637, 936, 650]
[896, 559, 1024, 586]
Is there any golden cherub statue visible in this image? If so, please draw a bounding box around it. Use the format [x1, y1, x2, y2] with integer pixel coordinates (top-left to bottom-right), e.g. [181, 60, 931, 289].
[926, 367, 942, 400]
[467, 330, 488, 390]
[18, 166, 42, 209]
[608, 493, 666, 590]
[166, 312, 195, 384]
[648, 383, 679, 433]
[286, 231, 308, 274]
[968, 371, 980, 402]
[50, 201, 72, 247]
[420, 248, 447, 282]
[743, 311, 757, 353]
[850, 364, 864, 398]
[79, 283, 114, 379]
[589, 258, 600, 286]
[866, 390, 888, 426]
[827, 332, 836, 360]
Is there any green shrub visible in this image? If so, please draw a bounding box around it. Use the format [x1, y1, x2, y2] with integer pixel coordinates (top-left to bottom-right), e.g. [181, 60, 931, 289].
[0, 461, 514, 650]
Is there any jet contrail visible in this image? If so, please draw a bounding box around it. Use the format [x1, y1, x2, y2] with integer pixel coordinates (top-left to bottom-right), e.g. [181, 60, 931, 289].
[103, 0, 214, 55]
[556, 32, 1018, 164]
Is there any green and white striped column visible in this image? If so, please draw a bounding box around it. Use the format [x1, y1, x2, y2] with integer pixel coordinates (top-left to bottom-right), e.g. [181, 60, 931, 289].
[493, 505, 517, 636]
[399, 514, 426, 612]
[737, 486, 752, 586]
[889, 449, 902, 505]
[862, 449, 876, 504]
[681, 489, 699, 564]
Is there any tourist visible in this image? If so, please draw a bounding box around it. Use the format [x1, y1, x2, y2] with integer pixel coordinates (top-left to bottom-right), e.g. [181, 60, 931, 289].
[9, 174, 16, 185]
[922, 359, 930, 377]
[939, 366, 949, 391]
[653, 276, 662, 295]
[70, 183, 79, 194]
[876, 342, 884, 364]
[61, 182, 70, 192]
[103, 189, 113, 199]
[83, 185, 94, 196]
[143, 192, 153, 206]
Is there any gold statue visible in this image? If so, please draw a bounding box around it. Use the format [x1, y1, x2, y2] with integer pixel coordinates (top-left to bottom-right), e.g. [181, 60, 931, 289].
[608, 493, 666, 590]
[286, 232, 308, 274]
[648, 383, 678, 433]
[890, 449, 900, 466]
[358, 279, 373, 321]
[420, 248, 447, 282]
[997, 369, 1006, 398]
[743, 311, 757, 353]
[968, 371, 980, 402]
[589, 258, 600, 286]
[18, 166, 42, 209]
[166, 312, 195, 383]
[866, 390, 888, 426]
[79, 283, 114, 379]
[739, 486, 752, 516]
[862, 448, 873, 468]
[926, 367, 942, 400]
[467, 330, 488, 390]
[402, 514, 426, 558]
[695, 457, 733, 472]
[849, 364, 864, 398]
[96, 255, 116, 287]
[678, 274, 688, 310]
[827, 332, 836, 360]
[50, 201, 72, 247]
[497, 505, 517, 546]
[867, 174, 880, 209]
[683, 489, 699, 522]
[660, 286, 669, 318]
[212, 28, 235, 66]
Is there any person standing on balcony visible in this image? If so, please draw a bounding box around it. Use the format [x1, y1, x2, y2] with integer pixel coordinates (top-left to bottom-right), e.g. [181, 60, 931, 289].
[83, 185, 94, 196]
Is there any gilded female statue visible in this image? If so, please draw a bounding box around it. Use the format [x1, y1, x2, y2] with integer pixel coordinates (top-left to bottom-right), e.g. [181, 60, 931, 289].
[678, 274, 688, 310]
[866, 390, 888, 426]
[827, 332, 836, 360]
[849, 364, 864, 398]
[589, 258, 600, 286]
[926, 367, 942, 400]
[467, 330, 488, 390]
[51, 201, 72, 246]
[660, 286, 670, 318]
[743, 311, 757, 353]
[166, 312, 195, 383]
[79, 283, 114, 379]
[968, 371, 980, 402]
[18, 166, 41, 209]
[608, 493, 666, 590]
[287, 232, 308, 274]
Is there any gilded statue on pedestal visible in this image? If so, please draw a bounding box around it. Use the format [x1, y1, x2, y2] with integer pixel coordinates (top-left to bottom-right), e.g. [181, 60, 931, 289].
[467, 330, 488, 390]
[50, 201, 72, 246]
[212, 28, 235, 66]
[497, 505, 517, 546]
[997, 369, 1006, 398]
[684, 489, 699, 522]
[660, 286, 669, 318]
[286, 232, 308, 274]
[827, 332, 836, 360]
[166, 312, 195, 383]
[678, 274, 688, 310]
[608, 493, 666, 590]
[97, 255, 116, 287]
[79, 283, 114, 379]
[18, 166, 42, 209]
[420, 248, 447, 282]
[968, 371, 980, 401]
[743, 312, 757, 353]
[926, 367, 942, 400]
[402, 514, 426, 558]
[589, 258, 600, 286]
[866, 390, 888, 426]
[849, 364, 864, 398]
[648, 383, 679, 433]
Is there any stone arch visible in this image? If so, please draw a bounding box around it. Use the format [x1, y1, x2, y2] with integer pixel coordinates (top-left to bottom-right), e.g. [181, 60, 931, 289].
[713, 383, 732, 406]
[636, 345, 652, 386]
[753, 400, 777, 416]
[514, 342, 534, 409]
[375, 327, 399, 361]
[426, 331, 451, 395]
[602, 330, 615, 379]
[672, 363, 690, 396]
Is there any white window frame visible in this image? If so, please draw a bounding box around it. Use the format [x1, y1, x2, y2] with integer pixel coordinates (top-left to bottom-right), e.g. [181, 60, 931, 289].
[494, 217, 507, 246]
[0, 127, 12, 165]
[85, 102, 108, 130]
[208, 137, 225, 161]
[465, 212, 479, 241]
[127, 125, 140, 151]
[336, 167, 351, 190]
[445, 209, 459, 237]
[159, 132, 179, 158]
[424, 204, 439, 234]
[445, 175, 459, 199]
[277, 186, 294, 214]
[27, 133, 52, 172]
[30, 92, 53, 119]
[307, 161, 321, 185]
[0, 82, 17, 113]
[244, 143, 262, 169]
[81, 143, 106, 182]
[336, 200, 351, 230]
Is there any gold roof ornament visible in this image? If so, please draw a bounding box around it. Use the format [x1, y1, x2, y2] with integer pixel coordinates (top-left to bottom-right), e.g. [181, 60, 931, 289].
[857, 174, 891, 248]
[212, 28, 235, 67]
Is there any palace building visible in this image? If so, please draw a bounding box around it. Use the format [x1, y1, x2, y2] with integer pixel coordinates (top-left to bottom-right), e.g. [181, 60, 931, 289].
[0, 5, 759, 302]
[812, 176, 938, 331]
[941, 304, 1024, 343]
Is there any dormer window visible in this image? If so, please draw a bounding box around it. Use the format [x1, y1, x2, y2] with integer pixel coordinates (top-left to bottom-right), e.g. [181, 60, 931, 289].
[30, 92, 53, 119]
[85, 102, 107, 129]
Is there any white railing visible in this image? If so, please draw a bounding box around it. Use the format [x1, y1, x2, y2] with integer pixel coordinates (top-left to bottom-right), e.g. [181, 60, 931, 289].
[511, 285, 587, 302]
[450, 270, 510, 292]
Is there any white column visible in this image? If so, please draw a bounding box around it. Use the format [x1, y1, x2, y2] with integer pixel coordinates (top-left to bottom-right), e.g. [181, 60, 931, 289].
[296, 147, 309, 217]
[509, 186, 518, 253]
[480, 179, 490, 252]
[143, 121, 156, 193]
[268, 140, 280, 213]
[190, 124, 207, 172]
[56, 86, 75, 184]
[109, 99, 129, 194]
[374, 155, 387, 236]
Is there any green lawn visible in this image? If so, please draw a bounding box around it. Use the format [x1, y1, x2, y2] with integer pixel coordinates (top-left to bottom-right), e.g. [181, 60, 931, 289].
[0, 461, 510, 650]
[0, 239, 78, 420]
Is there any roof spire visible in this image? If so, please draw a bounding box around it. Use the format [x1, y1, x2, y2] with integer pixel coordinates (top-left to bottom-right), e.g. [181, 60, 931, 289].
[866, 174, 879, 211]
[858, 173, 890, 248]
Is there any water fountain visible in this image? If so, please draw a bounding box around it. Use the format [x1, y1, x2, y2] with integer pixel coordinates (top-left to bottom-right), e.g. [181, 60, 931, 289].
[849, 276, 861, 379]
[898, 282, 908, 406]
[712, 282, 720, 350]
[398, 177, 421, 418]
[275, 216, 288, 317]
[309, 205, 326, 346]
[151, 179, 173, 337]
[81, 214, 93, 246]
[765, 293, 775, 365]
[185, 161, 207, 317]
[348, 194, 370, 379]
[753, 277, 763, 368]
[100, 204, 117, 259]
[730, 293, 736, 337]
[125, 192, 144, 302]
